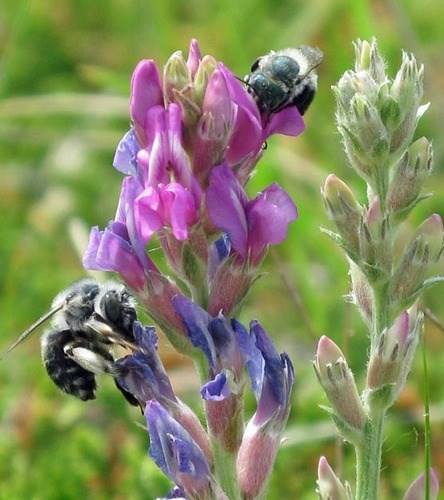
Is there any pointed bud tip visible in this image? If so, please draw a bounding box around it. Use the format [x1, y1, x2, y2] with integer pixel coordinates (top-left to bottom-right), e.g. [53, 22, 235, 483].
[403, 468, 439, 500]
[323, 174, 359, 210]
[317, 335, 344, 363]
[318, 455, 332, 475]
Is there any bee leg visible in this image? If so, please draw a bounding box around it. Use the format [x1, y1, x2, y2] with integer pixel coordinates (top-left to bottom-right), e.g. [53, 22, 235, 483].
[42, 329, 98, 401]
[64, 343, 140, 408]
[64, 343, 117, 375]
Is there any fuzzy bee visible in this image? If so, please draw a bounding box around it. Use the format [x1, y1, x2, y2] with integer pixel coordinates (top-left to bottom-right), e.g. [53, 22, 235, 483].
[245, 45, 323, 117]
[1, 278, 140, 404]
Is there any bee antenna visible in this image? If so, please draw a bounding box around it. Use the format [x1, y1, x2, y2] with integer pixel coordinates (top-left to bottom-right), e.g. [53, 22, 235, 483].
[235, 75, 250, 87]
[0, 303, 65, 360]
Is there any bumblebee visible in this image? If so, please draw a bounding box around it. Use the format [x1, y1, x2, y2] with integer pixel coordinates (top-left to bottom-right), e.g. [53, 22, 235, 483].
[246, 45, 323, 116]
[2, 278, 139, 403]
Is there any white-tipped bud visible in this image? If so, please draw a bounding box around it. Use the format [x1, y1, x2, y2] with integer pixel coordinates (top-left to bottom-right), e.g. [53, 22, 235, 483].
[390, 214, 444, 307]
[366, 305, 422, 410]
[387, 137, 433, 216]
[349, 259, 373, 325]
[317, 456, 350, 500]
[403, 468, 439, 500]
[314, 336, 366, 438]
[334, 39, 428, 205]
[361, 197, 393, 280]
[163, 50, 192, 103]
[354, 39, 386, 84]
[390, 51, 425, 151]
[322, 174, 362, 258]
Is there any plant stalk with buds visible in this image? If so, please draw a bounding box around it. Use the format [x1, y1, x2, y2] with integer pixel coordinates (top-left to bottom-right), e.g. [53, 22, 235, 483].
[317, 39, 442, 500]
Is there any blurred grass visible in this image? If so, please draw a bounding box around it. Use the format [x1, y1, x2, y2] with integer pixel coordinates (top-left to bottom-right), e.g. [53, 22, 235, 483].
[0, 0, 443, 498]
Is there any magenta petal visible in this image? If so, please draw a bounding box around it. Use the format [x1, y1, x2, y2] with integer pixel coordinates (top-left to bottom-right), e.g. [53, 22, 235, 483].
[135, 187, 164, 242]
[218, 64, 263, 164]
[187, 39, 202, 79]
[247, 184, 298, 264]
[202, 70, 235, 136]
[260, 183, 298, 223]
[130, 60, 164, 143]
[263, 106, 305, 139]
[206, 164, 248, 258]
[83, 226, 147, 291]
[164, 184, 200, 241]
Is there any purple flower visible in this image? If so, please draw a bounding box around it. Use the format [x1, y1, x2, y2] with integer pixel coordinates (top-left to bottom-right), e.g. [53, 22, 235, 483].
[137, 104, 202, 201]
[236, 321, 295, 499]
[248, 321, 294, 426]
[135, 183, 200, 242]
[83, 177, 157, 291]
[130, 59, 164, 146]
[115, 322, 176, 405]
[218, 64, 264, 167]
[206, 163, 298, 266]
[145, 400, 214, 498]
[172, 295, 245, 400]
[117, 322, 213, 464]
[193, 69, 236, 184]
[113, 129, 141, 178]
[161, 486, 187, 499]
[186, 39, 202, 79]
[218, 64, 305, 168]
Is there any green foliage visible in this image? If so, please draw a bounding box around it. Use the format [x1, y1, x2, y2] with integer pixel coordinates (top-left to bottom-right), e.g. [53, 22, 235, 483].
[0, 0, 443, 497]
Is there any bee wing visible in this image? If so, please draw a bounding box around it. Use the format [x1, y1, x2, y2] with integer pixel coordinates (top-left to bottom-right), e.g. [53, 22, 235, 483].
[0, 303, 65, 360]
[86, 316, 143, 354]
[297, 45, 323, 72]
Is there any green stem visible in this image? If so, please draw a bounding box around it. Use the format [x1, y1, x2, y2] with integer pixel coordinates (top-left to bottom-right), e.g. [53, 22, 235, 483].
[371, 281, 390, 350]
[373, 163, 389, 214]
[357, 275, 390, 498]
[210, 434, 242, 500]
[193, 353, 242, 499]
[355, 412, 385, 500]
[422, 328, 431, 499]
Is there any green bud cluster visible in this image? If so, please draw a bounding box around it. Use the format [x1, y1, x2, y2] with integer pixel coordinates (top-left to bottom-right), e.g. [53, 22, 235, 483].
[333, 39, 427, 200]
[323, 39, 443, 326]
[317, 39, 443, 499]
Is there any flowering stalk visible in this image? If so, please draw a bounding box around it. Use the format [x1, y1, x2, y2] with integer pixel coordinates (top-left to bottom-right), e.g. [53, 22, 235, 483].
[80, 39, 307, 498]
[318, 39, 442, 499]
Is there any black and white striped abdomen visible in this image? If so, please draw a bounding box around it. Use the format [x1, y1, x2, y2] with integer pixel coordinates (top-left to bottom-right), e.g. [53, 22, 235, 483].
[41, 329, 100, 401]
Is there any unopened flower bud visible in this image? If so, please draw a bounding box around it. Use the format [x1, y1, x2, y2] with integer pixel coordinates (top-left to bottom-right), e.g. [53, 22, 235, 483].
[403, 468, 439, 500]
[354, 39, 386, 85]
[193, 70, 236, 183]
[208, 259, 254, 316]
[163, 50, 192, 104]
[140, 273, 194, 355]
[237, 324, 294, 499]
[387, 137, 433, 216]
[355, 39, 372, 72]
[349, 259, 373, 325]
[194, 54, 218, 105]
[416, 214, 444, 263]
[366, 305, 421, 409]
[351, 94, 390, 163]
[322, 174, 362, 258]
[358, 197, 392, 280]
[186, 38, 202, 79]
[390, 214, 444, 307]
[390, 52, 424, 151]
[314, 336, 366, 437]
[317, 456, 349, 500]
[129, 59, 164, 145]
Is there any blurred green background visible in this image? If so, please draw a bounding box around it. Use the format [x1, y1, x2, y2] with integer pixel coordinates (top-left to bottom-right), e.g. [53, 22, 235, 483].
[0, 0, 443, 498]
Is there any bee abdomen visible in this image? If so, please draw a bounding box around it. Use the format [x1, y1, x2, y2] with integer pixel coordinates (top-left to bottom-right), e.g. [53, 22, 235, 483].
[41, 329, 97, 401]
